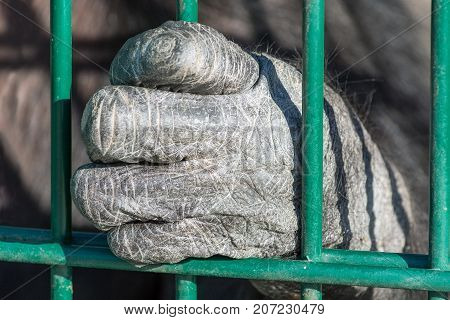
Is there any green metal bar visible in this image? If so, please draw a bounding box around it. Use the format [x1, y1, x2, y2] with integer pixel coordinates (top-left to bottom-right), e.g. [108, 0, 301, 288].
[0, 227, 432, 269]
[175, 0, 199, 300]
[0, 226, 54, 243]
[50, 0, 73, 300]
[0, 226, 107, 247]
[321, 249, 430, 269]
[1, 226, 443, 270]
[301, 0, 325, 300]
[175, 275, 198, 300]
[176, 0, 198, 22]
[0, 226, 440, 269]
[1, 241, 450, 292]
[429, 0, 450, 300]
[0, 241, 66, 264]
[51, 265, 73, 300]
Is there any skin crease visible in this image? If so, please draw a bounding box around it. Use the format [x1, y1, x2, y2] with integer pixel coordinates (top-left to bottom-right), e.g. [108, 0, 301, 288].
[71, 21, 413, 299]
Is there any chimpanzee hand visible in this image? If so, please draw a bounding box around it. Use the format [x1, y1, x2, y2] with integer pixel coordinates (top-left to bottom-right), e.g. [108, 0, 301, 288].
[71, 21, 411, 270]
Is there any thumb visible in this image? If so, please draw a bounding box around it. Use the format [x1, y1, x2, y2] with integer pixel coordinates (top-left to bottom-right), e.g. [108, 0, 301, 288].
[109, 21, 259, 95]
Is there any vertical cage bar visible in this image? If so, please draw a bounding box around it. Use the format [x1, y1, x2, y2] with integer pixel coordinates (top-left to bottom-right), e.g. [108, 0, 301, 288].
[175, 275, 198, 300]
[301, 0, 325, 300]
[429, 0, 450, 300]
[50, 0, 73, 300]
[176, 0, 198, 22]
[175, 0, 199, 300]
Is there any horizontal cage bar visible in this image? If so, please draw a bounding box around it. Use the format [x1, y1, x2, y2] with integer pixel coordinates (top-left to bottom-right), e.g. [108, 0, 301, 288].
[0, 240, 449, 292]
[0, 226, 441, 270]
[0, 227, 449, 292]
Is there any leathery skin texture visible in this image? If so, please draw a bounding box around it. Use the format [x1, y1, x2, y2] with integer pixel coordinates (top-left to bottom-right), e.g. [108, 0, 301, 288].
[71, 21, 413, 298]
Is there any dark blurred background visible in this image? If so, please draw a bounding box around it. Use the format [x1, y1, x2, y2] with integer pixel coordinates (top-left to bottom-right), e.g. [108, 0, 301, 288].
[0, 0, 431, 299]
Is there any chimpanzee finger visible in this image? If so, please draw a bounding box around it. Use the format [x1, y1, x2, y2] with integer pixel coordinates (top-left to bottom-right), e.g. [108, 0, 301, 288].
[71, 160, 296, 232]
[110, 21, 259, 95]
[107, 215, 297, 265]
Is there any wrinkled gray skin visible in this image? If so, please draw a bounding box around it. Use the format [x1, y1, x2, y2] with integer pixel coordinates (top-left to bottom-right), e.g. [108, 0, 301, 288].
[71, 21, 412, 299]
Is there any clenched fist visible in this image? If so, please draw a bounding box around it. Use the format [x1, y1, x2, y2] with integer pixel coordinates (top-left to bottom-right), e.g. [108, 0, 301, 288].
[71, 21, 411, 273]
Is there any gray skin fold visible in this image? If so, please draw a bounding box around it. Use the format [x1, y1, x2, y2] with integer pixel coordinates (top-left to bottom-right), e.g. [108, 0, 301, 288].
[71, 21, 413, 298]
